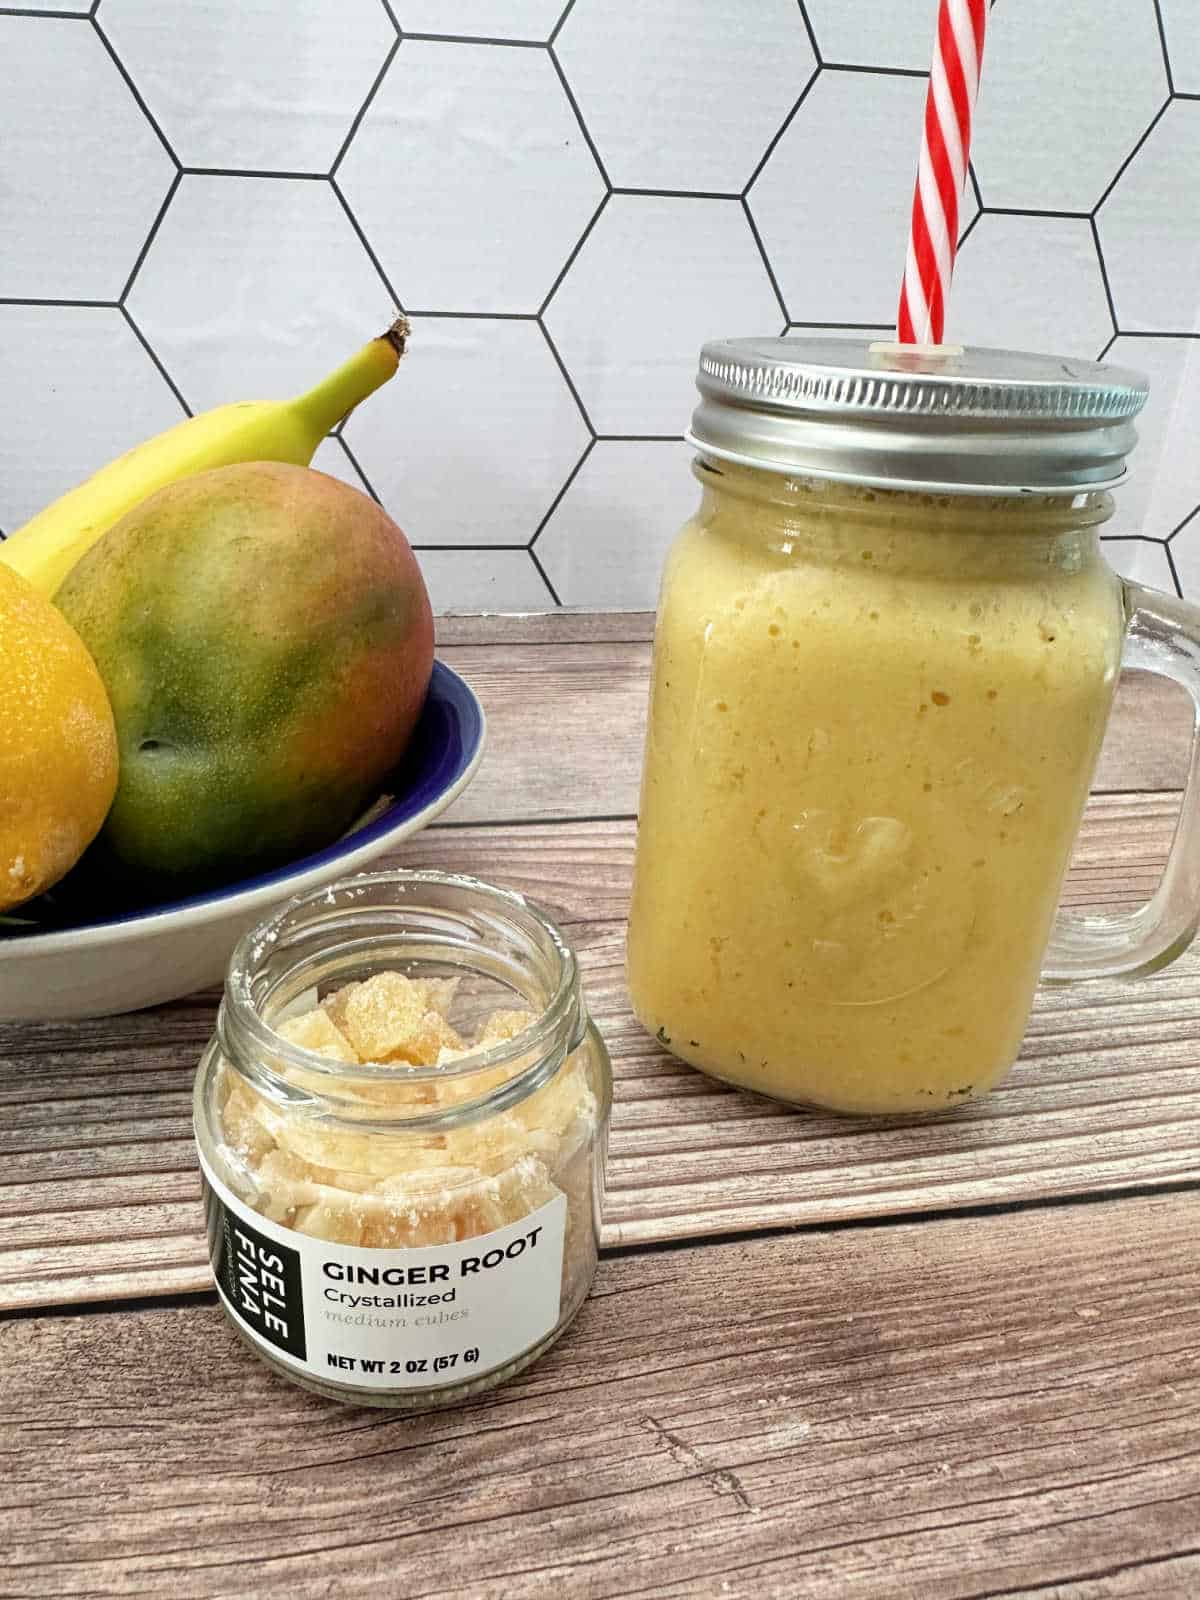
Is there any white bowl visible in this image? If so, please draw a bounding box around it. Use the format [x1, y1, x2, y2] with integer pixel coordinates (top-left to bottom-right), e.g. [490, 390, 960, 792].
[0, 662, 485, 1021]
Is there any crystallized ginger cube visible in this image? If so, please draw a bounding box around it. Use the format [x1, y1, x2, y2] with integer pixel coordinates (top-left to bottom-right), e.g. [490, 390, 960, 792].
[445, 1110, 526, 1176]
[362, 1166, 487, 1248]
[255, 1144, 378, 1202]
[375, 1157, 558, 1242]
[481, 1156, 559, 1229]
[320, 980, 362, 1041]
[474, 1008, 537, 1048]
[411, 1009, 467, 1065]
[335, 971, 458, 1064]
[422, 976, 461, 1019]
[517, 1059, 596, 1140]
[276, 1007, 358, 1062]
[290, 1197, 373, 1248]
[219, 1074, 277, 1163]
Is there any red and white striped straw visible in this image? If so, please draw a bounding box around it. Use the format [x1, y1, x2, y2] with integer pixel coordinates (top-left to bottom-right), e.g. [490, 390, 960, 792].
[896, 0, 988, 345]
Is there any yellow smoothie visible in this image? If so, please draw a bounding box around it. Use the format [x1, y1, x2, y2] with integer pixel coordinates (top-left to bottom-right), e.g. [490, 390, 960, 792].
[626, 463, 1125, 1114]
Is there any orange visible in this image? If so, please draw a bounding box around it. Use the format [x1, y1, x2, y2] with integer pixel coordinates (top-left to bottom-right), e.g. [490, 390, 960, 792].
[0, 563, 118, 912]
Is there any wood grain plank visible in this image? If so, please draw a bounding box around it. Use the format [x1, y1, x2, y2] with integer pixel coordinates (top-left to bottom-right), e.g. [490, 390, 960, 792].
[3, 796, 1198, 1310]
[436, 610, 657, 647]
[432, 627, 1194, 824]
[435, 638, 650, 823]
[1, 1194, 1196, 1599]
[1100, 670, 1192, 793]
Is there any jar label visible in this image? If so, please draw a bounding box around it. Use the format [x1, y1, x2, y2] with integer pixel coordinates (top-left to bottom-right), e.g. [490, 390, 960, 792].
[198, 1156, 567, 1392]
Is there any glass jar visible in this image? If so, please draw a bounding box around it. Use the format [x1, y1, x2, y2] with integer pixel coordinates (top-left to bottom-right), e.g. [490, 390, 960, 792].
[194, 869, 611, 1407]
[628, 338, 1200, 1116]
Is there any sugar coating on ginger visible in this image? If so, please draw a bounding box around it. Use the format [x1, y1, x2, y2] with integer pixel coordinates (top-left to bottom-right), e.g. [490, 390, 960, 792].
[276, 1007, 358, 1062]
[476, 1008, 539, 1047]
[334, 972, 463, 1065]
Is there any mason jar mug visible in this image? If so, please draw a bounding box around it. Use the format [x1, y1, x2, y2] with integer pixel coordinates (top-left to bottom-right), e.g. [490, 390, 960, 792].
[627, 339, 1200, 1116]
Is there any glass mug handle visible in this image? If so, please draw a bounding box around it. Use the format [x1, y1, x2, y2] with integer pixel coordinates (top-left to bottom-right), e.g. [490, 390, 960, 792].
[1044, 581, 1200, 983]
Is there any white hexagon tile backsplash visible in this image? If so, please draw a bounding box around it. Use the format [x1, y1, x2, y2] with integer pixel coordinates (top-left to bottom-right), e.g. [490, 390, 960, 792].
[3, 0, 1200, 609]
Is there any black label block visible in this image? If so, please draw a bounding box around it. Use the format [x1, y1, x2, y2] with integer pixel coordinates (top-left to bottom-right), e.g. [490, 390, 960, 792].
[205, 1180, 307, 1362]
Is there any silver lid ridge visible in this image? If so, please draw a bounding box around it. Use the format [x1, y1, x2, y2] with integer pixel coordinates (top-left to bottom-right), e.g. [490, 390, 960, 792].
[688, 337, 1150, 496]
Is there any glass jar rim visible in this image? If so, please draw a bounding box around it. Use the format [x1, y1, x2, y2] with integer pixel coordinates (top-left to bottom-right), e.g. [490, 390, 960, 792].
[218, 869, 584, 1127]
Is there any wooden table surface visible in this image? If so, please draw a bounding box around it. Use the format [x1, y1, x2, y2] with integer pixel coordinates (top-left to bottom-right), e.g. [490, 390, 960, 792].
[2, 611, 1198, 1598]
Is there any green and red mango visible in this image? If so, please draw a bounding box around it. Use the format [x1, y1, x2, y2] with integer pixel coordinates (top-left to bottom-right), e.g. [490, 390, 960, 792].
[56, 461, 434, 901]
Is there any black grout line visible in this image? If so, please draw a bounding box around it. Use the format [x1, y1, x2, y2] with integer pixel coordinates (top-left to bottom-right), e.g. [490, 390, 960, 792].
[602, 1177, 1200, 1261]
[1166, 504, 1200, 543]
[1090, 215, 1119, 342]
[595, 433, 683, 443]
[549, 0, 577, 45]
[405, 309, 539, 321]
[527, 546, 563, 607]
[181, 167, 328, 181]
[787, 320, 892, 330]
[1100, 532, 1171, 546]
[414, 543, 531, 552]
[118, 167, 181, 305]
[536, 318, 598, 439]
[1175, 92, 1200, 102]
[0, 296, 118, 307]
[822, 61, 928, 79]
[796, 0, 821, 65]
[90, 10, 180, 168]
[0, 5, 91, 14]
[742, 66, 820, 195]
[1165, 542, 1185, 598]
[1096, 330, 1119, 361]
[980, 205, 1091, 220]
[1112, 329, 1200, 339]
[336, 432, 382, 504]
[401, 31, 545, 47]
[612, 187, 743, 201]
[118, 304, 192, 416]
[548, 41, 611, 190]
[1092, 96, 1171, 213]
[528, 436, 595, 549]
[537, 190, 609, 323]
[1151, 0, 1176, 96]
[376, 0, 399, 36]
[968, 161, 984, 213]
[322, 433, 375, 501]
[956, 209, 983, 250]
[328, 176, 405, 313]
[741, 194, 790, 326]
[329, 31, 400, 178]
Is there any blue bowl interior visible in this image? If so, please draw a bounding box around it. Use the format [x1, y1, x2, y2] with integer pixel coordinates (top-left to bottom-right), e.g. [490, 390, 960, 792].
[13, 659, 483, 936]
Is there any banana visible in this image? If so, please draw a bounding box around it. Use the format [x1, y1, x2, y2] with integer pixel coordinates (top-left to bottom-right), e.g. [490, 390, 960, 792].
[1, 316, 409, 599]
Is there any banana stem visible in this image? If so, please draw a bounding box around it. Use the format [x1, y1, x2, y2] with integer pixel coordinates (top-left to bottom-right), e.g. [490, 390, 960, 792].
[293, 314, 411, 435]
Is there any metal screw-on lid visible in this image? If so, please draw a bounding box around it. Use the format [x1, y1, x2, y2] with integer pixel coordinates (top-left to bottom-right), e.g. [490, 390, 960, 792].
[687, 337, 1149, 496]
